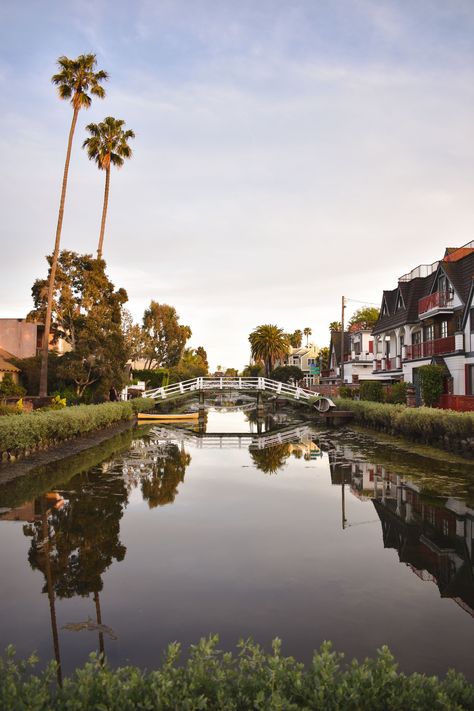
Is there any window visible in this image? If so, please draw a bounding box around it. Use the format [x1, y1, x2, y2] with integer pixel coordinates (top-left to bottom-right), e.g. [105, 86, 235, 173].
[424, 324, 434, 342]
[354, 342, 361, 355]
[471, 308, 474, 334]
[412, 331, 421, 345]
[396, 292, 404, 311]
[308, 358, 316, 365]
[440, 320, 448, 339]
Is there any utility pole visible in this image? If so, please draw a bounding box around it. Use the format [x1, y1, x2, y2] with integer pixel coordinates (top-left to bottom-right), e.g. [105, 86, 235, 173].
[340, 295, 346, 385]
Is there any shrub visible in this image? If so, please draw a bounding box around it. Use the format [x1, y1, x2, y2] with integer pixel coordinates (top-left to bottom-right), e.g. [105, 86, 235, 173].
[0, 398, 155, 457]
[339, 385, 357, 399]
[388, 381, 408, 405]
[360, 381, 384, 402]
[1, 639, 473, 710]
[419, 365, 444, 407]
[271, 365, 305, 383]
[0, 373, 26, 399]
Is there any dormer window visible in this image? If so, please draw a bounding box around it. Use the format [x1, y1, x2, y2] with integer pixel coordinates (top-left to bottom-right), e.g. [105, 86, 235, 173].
[395, 292, 404, 311]
[381, 300, 388, 317]
[438, 274, 454, 300]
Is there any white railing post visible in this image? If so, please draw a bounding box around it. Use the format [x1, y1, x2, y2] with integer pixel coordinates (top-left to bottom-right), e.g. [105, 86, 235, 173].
[179, 382, 184, 393]
[238, 377, 242, 388]
[220, 378, 223, 389]
[277, 382, 282, 394]
[160, 387, 166, 399]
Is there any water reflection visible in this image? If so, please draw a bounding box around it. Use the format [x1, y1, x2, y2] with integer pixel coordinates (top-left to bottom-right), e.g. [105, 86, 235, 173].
[328, 443, 474, 618]
[123, 439, 191, 508]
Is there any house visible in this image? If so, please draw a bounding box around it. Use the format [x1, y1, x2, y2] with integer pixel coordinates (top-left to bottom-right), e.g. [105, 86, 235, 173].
[0, 318, 70, 359]
[321, 331, 351, 384]
[0, 348, 21, 385]
[277, 343, 320, 386]
[370, 241, 474, 403]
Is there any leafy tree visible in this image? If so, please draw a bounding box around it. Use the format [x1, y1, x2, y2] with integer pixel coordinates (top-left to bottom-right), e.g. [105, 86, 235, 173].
[348, 307, 380, 330]
[419, 365, 444, 407]
[122, 309, 144, 362]
[287, 330, 302, 348]
[195, 346, 209, 371]
[242, 363, 265, 377]
[30, 252, 129, 398]
[249, 325, 289, 378]
[142, 302, 191, 369]
[271, 365, 304, 384]
[83, 117, 135, 259]
[40, 54, 108, 397]
[329, 321, 342, 332]
[169, 347, 209, 382]
[303, 327, 312, 346]
[224, 368, 239, 376]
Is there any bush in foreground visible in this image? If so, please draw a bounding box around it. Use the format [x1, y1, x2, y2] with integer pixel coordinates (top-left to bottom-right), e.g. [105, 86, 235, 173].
[1, 638, 473, 710]
[0, 398, 154, 458]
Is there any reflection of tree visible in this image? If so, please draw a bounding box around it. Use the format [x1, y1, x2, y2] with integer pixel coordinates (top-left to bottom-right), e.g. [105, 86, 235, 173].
[23, 468, 129, 670]
[141, 444, 191, 508]
[250, 443, 291, 475]
[25, 470, 128, 599]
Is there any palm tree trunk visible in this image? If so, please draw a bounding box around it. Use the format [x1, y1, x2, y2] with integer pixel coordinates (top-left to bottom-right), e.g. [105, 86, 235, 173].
[39, 107, 80, 397]
[97, 166, 110, 259]
[93, 590, 105, 659]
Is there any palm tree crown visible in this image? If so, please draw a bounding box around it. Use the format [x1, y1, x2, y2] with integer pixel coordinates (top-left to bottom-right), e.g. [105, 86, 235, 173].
[249, 325, 289, 378]
[83, 117, 135, 259]
[52, 54, 108, 110]
[83, 117, 135, 169]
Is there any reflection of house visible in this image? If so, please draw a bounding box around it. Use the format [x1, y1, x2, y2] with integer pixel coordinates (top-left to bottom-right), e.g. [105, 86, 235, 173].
[328, 444, 474, 616]
[0, 347, 21, 385]
[0, 494, 65, 522]
[370, 241, 474, 404]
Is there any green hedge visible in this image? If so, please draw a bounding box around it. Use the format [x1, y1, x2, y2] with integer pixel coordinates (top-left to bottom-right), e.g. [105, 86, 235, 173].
[1, 638, 473, 710]
[0, 398, 155, 458]
[336, 399, 474, 456]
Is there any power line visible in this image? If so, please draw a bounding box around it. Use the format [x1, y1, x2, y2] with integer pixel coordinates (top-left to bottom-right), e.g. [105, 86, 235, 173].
[345, 297, 380, 307]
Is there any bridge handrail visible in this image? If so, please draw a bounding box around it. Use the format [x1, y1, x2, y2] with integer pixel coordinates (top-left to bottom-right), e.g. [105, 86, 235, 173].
[142, 376, 334, 411]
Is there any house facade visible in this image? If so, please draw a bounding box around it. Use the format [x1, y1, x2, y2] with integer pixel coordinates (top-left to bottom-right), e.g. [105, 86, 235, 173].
[277, 343, 320, 386]
[321, 329, 374, 385]
[370, 241, 474, 400]
[0, 318, 70, 360]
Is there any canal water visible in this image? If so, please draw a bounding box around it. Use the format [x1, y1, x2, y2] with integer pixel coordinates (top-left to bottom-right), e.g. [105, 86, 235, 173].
[1, 406, 474, 680]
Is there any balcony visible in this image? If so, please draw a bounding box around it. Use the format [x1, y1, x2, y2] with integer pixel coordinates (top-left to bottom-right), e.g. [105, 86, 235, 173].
[405, 336, 456, 360]
[418, 290, 454, 317]
[375, 360, 382, 371]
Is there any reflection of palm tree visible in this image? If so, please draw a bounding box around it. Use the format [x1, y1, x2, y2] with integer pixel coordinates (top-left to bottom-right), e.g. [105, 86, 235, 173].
[40, 499, 63, 686]
[141, 444, 191, 507]
[250, 443, 291, 474]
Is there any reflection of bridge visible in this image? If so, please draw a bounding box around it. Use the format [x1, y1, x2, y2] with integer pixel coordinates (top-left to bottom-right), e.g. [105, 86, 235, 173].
[146, 424, 318, 450]
[143, 377, 334, 412]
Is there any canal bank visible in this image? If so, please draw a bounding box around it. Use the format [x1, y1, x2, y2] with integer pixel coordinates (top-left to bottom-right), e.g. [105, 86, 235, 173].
[335, 398, 474, 458]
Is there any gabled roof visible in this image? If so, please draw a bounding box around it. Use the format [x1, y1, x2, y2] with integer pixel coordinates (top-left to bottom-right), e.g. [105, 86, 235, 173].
[329, 331, 351, 363]
[0, 348, 20, 373]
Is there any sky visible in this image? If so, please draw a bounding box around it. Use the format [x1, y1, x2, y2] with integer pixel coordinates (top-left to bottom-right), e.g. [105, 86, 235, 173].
[1, 0, 474, 370]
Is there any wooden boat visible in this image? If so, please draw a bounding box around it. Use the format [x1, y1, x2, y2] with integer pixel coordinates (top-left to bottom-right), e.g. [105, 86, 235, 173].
[137, 412, 200, 421]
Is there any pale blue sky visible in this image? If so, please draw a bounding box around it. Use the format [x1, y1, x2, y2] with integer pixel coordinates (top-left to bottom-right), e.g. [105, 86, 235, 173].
[1, 0, 474, 368]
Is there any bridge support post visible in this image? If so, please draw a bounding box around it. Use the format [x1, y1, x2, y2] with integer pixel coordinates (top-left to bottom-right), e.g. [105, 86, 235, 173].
[256, 391, 265, 417]
[198, 390, 205, 410]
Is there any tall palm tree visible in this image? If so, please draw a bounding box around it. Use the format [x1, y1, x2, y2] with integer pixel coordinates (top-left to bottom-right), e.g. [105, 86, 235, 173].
[82, 117, 135, 259]
[303, 327, 312, 346]
[249, 325, 289, 378]
[39, 54, 108, 397]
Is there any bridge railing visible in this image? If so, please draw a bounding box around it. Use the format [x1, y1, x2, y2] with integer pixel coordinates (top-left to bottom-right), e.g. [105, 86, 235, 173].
[142, 376, 334, 411]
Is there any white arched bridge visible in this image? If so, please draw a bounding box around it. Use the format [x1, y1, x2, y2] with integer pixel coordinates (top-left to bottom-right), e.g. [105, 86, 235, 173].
[143, 376, 335, 413]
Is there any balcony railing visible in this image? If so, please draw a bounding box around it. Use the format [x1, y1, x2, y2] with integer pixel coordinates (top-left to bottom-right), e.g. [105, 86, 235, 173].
[418, 290, 453, 316]
[375, 360, 382, 371]
[405, 336, 456, 360]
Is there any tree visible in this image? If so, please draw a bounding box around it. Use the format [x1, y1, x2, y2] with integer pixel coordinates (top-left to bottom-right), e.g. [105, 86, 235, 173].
[319, 346, 330, 370]
[142, 302, 191, 369]
[250, 443, 291, 474]
[248, 325, 289, 378]
[195, 346, 209, 372]
[122, 309, 144, 362]
[83, 117, 135, 259]
[270, 365, 304, 384]
[288, 330, 302, 348]
[303, 327, 312, 346]
[348, 307, 380, 330]
[39, 54, 108, 398]
[30, 252, 129, 398]
[224, 367, 239, 376]
[329, 321, 342, 332]
[169, 347, 209, 382]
